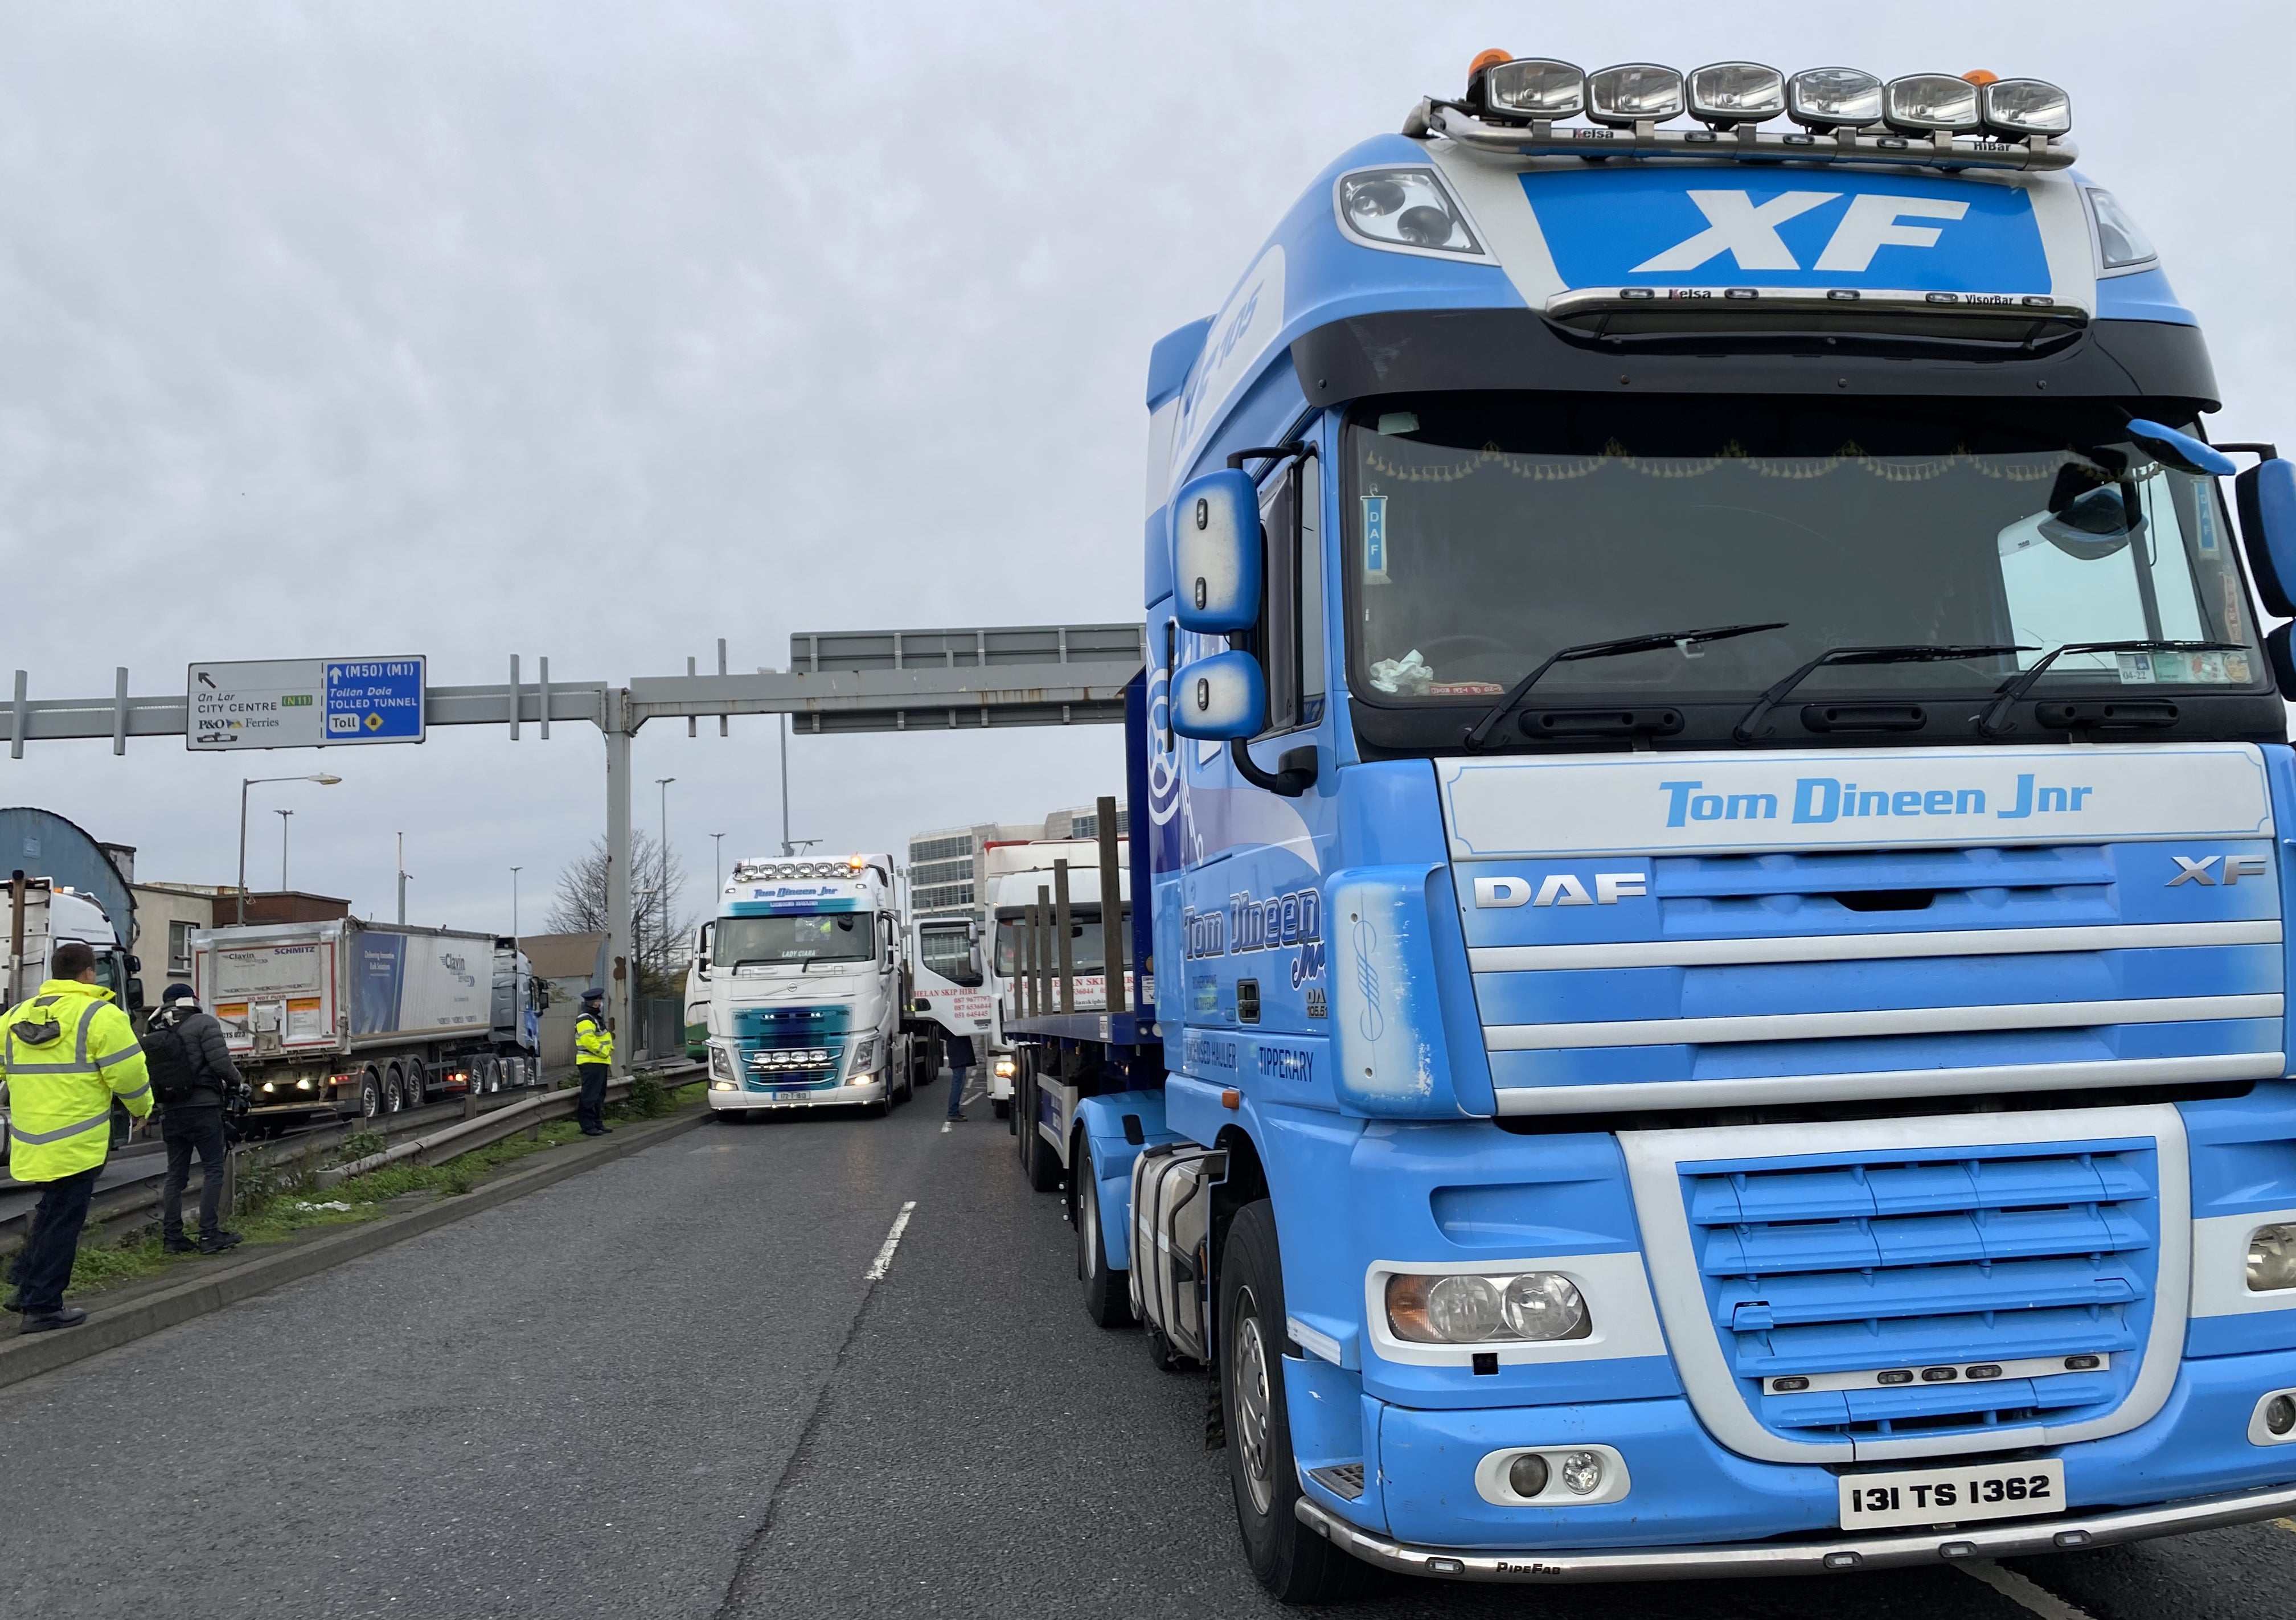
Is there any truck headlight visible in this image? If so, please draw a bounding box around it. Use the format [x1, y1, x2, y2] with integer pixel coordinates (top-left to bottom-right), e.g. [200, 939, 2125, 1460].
[847, 1036, 880, 1074]
[1385, 1271, 1591, 1344]
[1335, 168, 1482, 257]
[994, 1056, 1016, 1079]
[709, 1045, 735, 1081]
[2249, 1224, 2296, 1293]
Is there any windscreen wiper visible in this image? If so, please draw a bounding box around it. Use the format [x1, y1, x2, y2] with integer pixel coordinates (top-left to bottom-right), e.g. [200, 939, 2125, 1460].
[1976, 639, 2245, 737]
[1733, 643, 2033, 743]
[1461, 622, 1787, 752]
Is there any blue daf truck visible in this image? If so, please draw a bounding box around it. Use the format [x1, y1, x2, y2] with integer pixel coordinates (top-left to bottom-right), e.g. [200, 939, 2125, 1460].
[999, 51, 2296, 1600]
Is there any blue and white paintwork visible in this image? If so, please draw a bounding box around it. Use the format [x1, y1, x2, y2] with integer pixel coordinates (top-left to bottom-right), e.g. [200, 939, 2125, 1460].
[1040, 74, 2296, 1581]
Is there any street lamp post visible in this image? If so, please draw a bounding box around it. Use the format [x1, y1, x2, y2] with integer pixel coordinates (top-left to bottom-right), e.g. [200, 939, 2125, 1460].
[511, 866, 523, 945]
[711, 832, 724, 892]
[277, 809, 293, 891]
[238, 773, 342, 924]
[655, 776, 675, 986]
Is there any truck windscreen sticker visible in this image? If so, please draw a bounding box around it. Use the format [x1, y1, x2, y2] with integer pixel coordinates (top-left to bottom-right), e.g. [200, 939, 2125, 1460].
[1521, 169, 2049, 293]
[1442, 745, 2272, 857]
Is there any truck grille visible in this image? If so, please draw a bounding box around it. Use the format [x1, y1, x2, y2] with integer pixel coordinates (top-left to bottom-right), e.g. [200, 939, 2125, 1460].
[1684, 1140, 2159, 1443]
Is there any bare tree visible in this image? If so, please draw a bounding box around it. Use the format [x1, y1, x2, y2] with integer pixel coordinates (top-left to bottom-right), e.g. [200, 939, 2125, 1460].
[545, 829, 696, 995]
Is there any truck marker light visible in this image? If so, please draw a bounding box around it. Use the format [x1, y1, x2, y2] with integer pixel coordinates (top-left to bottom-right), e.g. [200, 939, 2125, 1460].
[2266, 1395, 2296, 1436]
[1921, 1365, 1959, 1382]
[1687, 61, 1785, 129]
[1787, 66, 1883, 130]
[1585, 63, 1684, 128]
[2064, 1355, 2103, 1371]
[1559, 1451, 1605, 1495]
[1508, 1454, 1551, 1496]
[2246, 1224, 2296, 1292]
[1483, 58, 1583, 120]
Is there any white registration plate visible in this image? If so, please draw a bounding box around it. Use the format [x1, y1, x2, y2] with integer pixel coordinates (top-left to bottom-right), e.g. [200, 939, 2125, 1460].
[770, 1089, 811, 1103]
[1837, 1459, 2065, 1530]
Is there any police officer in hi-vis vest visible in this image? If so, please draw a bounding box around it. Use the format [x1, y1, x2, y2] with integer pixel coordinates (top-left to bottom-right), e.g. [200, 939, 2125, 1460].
[573, 987, 613, 1137]
[2, 940, 153, 1332]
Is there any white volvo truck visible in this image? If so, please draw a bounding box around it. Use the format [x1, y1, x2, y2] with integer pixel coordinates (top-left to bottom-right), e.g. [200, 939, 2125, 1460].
[699, 853, 916, 1118]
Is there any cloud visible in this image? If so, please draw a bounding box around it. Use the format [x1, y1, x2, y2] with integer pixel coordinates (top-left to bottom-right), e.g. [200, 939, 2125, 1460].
[0, 1, 2286, 938]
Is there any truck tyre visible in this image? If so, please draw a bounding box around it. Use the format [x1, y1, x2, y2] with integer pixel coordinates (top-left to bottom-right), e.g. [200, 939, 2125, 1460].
[1222, 1200, 1368, 1604]
[992, 1097, 1011, 1121]
[359, 1069, 383, 1120]
[1075, 1137, 1131, 1328]
[383, 1065, 407, 1114]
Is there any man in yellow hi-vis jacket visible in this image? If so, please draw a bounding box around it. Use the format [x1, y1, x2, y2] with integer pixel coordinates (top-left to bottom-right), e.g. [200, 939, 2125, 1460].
[2, 940, 152, 1332]
[573, 986, 613, 1137]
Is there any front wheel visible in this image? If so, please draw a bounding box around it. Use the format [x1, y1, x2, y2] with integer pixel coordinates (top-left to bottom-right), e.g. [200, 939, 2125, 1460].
[1223, 1200, 1368, 1604]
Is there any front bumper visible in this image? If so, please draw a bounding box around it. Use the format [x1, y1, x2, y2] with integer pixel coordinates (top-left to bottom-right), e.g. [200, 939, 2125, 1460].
[708, 1076, 887, 1111]
[1297, 1479, 2296, 1582]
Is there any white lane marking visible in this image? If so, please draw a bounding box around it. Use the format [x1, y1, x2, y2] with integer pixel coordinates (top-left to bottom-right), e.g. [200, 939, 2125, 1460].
[1955, 1560, 2098, 1619]
[2278, 1516, 2296, 1535]
[941, 1121, 952, 1135]
[864, 1200, 916, 1281]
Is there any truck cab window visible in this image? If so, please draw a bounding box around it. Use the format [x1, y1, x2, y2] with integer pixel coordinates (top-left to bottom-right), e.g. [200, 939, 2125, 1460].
[1254, 455, 1324, 735]
[919, 924, 982, 987]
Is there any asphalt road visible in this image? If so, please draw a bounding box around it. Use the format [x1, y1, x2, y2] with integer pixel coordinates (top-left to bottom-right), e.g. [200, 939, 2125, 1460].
[5, 1075, 2295, 1619]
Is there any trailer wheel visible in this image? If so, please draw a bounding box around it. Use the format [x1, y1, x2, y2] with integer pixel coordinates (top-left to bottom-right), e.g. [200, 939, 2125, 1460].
[1076, 1137, 1131, 1328]
[992, 1097, 1011, 1121]
[380, 1065, 404, 1113]
[359, 1069, 383, 1120]
[1223, 1200, 1367, 1603]
[403, 1061, 425, 1110]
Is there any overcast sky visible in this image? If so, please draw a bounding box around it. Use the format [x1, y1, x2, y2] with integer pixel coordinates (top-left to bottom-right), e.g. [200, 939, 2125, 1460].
[2, 2, 2290, 949]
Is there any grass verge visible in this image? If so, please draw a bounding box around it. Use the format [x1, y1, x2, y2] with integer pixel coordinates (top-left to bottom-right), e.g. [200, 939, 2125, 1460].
[60, 1082, 703, 1299]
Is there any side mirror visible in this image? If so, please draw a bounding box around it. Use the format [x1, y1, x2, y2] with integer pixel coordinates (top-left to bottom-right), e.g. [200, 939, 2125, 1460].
[2238, 458, 2296, 615]
[1171, 469, 1262, 631]
[1171, 650, 1268, 740]
[127, 978, 145, 1012]
[2127, 419, 2238, 478]
[128, 954, 142, 975]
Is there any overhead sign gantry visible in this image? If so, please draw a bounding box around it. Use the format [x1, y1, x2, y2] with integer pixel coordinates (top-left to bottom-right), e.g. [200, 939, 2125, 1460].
[11, 624, 1145, 1066]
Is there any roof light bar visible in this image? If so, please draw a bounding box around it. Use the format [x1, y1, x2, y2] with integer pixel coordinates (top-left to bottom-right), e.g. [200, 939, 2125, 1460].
[1586, 63, 1683, 128]
[1406, 59, 2074, 171]
[1687, 62, 1785, 129]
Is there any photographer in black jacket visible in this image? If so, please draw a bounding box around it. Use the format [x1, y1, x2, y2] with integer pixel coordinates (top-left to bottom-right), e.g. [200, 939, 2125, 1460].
[145, 985, 248, 1256]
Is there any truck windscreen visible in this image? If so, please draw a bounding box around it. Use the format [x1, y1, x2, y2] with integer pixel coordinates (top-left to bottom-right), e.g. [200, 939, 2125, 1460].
[717, 912, 875, 967]
[1346, 393, 2262, 709]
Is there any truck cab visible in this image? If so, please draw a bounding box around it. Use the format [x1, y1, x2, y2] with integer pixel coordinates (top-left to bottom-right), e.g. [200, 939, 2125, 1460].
[699, 852, 913, 1117]
[1010, 51, 2296, 1600]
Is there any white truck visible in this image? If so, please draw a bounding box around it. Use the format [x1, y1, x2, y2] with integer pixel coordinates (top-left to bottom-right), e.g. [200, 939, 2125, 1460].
[905, 908, 996, 1112]
[4, 875, 142, 1164]
[697, 852, 921, 1118]
[190, 918, 544, 1125]
[981, 836, 1133, 1111]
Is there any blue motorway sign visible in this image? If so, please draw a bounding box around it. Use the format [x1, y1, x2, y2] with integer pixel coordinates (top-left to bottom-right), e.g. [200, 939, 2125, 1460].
[325, 658, 426, 743]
